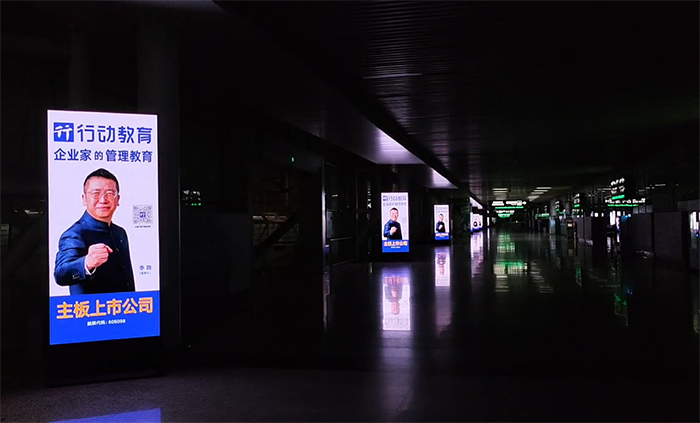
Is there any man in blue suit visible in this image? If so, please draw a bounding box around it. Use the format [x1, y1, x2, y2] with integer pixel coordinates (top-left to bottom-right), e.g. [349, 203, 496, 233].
[435, 213, 446, 233]
[383, 207, 403, 240]
[54, 168, 135, 295]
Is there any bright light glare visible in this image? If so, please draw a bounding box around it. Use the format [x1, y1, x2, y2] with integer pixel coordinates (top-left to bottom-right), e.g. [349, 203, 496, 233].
[374, 129, 423, 164]
[430, 170, 457, 189]
[536, 187, 551, 189]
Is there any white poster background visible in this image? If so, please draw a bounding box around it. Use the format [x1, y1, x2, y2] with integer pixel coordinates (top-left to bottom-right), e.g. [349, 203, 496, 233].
[380, 192, 410, 240]
[47, 110, 160, 297]
[434, 204, 450, 234]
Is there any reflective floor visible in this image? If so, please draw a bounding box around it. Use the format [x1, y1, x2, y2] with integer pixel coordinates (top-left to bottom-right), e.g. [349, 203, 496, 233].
[3, 230, 698, 422]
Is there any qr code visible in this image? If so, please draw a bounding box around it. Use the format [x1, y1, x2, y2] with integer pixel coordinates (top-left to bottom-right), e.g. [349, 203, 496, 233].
[133, 205, 153, 225]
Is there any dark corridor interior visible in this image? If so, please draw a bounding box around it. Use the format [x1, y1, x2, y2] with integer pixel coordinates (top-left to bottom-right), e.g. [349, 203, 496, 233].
[1, 1, 698, 422]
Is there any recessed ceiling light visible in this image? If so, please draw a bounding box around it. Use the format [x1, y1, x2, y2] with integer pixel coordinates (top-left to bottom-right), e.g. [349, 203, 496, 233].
[362, 73, 423, 80]
[536, 187, 551, 189]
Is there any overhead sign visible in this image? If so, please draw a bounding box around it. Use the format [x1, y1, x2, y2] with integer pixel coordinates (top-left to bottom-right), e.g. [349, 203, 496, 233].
[610, 177, 635, 200]
[497, 209, 515, 216]
[48, 110, 160, 345]
[606, 197, 646, 207]
[610, 178, 626, 197]
[492, 200, 527, 208]
[572, 193, 581, 208]
[433, 204, 450, 241]
[381, 192, 409, 253]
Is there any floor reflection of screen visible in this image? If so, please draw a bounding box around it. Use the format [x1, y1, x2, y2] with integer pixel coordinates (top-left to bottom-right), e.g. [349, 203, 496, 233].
[382, 269, 411, 331]
[470, 232, 484, 276]
[435, 247, 451, 287]
[53, 409, 161, 423]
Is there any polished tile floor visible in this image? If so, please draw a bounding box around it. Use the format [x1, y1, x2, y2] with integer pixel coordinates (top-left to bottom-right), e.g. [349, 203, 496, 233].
[3, 230, 698, 422]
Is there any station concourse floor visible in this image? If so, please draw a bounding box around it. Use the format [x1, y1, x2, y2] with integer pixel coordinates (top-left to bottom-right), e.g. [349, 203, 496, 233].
[2, 230, 698, 422]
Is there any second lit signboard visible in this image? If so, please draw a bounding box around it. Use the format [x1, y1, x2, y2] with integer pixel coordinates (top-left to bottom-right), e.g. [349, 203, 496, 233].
[471, 212, 483, 231]
[433, 204, 450, 241]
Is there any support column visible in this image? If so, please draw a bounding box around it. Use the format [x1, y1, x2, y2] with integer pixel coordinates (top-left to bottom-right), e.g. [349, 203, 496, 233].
[297, 170, 325, 329]
[138, 22, 181, 355]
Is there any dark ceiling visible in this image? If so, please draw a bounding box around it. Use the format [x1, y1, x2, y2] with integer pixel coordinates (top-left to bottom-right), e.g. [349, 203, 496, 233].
[2, 1, 697, 204]
[217, 1, 699, 203]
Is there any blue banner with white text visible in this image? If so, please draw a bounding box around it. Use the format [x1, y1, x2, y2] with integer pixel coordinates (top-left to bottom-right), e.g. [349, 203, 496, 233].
[50, 291, 160, 345]
[382, 239, 410, 253]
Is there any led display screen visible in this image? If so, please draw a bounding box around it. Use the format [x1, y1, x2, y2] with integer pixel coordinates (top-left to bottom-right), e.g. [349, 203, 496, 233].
[381, 266, 411, 331]
[433, 204, 450, 240]
[470, 212, 483, 231]
[48, 110, 160, 345]
[381, 192, 409, 253]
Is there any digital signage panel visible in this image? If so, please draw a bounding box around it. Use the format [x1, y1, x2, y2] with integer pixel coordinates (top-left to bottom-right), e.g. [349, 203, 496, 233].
[471, 212, 483, 232]
[433, 204, 450, 240]
[48, 110, 160, 345]
[381, 192, 409, 253]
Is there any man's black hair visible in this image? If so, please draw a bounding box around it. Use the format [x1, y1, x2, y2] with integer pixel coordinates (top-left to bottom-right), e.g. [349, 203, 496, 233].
[84, 168, 120, 193]
[390, 207, 399, 212]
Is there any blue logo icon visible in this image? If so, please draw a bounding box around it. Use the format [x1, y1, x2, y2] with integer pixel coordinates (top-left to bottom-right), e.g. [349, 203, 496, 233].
[382, 195, 389, 202]
[53, 122, 74, 142]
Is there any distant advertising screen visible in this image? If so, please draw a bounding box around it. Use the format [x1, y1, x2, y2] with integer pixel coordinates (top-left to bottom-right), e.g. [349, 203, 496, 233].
[470, 212, 483, 231]
[434, 247, 451, 287]
[48, 110, 160, 345]
[381, 192, 409, 253]
[381, 266, 411, 331]
[433, 204, 450, 240]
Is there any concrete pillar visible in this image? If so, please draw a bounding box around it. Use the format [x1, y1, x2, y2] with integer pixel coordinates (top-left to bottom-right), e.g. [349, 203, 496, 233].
[137, 22, 181, 355]
[297, 170, 325, 328]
